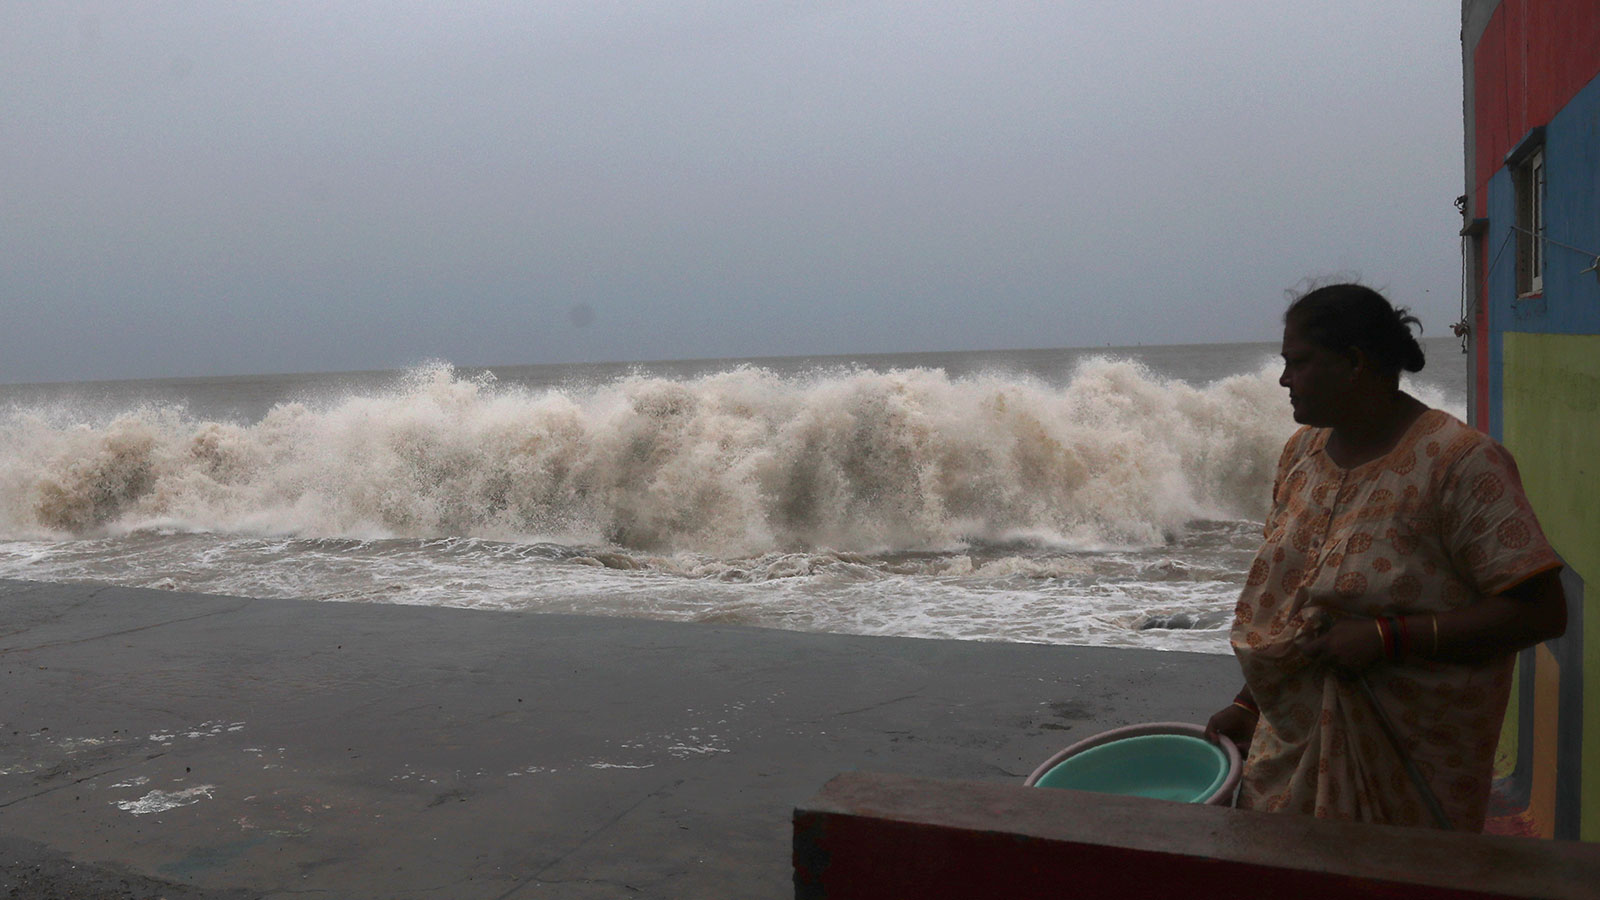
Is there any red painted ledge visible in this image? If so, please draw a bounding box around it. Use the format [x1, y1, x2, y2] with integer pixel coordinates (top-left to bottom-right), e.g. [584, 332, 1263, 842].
[794, 772, 1599, 899]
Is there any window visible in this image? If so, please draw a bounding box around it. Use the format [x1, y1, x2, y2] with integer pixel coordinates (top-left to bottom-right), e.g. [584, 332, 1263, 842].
[1515, 148, 1545, 295]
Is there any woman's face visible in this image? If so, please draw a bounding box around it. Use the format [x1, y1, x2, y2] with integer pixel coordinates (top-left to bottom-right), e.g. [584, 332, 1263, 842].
[1279, 321, 1355, 426]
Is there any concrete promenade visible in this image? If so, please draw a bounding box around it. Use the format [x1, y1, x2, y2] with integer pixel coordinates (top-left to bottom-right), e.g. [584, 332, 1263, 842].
[0, 578, 1236, 898]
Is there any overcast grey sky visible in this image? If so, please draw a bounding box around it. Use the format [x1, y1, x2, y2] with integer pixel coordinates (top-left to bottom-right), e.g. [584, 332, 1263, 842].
[3, 2, 1466, 383]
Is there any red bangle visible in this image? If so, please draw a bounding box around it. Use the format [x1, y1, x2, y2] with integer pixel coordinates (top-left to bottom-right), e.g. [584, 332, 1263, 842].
[1232, 691, 1259, 715]
[1374, 617, 1391, 659]
[1393, 616, 1411, 659]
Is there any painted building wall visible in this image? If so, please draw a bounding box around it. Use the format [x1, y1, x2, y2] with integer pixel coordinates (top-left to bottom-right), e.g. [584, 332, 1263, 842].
[1464, 0, 1600, 842]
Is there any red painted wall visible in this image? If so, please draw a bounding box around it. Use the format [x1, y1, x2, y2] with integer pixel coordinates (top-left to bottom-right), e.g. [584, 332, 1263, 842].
[1472, 0, 1600, 215]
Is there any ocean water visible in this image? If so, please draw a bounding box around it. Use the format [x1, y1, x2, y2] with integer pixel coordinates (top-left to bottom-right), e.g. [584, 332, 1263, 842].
[0, 338, 1466, 653]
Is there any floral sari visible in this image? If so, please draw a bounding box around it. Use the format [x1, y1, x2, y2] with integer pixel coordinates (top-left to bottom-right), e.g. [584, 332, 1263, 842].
[1231, 410, 1561, 829]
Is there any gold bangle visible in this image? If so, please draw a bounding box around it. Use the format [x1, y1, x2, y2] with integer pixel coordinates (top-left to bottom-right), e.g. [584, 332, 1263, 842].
[1231, 700, 1259, 717]
[1431, 614, 1439, 655]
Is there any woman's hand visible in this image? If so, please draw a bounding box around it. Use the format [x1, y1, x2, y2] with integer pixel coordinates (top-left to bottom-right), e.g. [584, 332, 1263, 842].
[1297, 616, 1386, 677]
[1205, 703, 1257, 756]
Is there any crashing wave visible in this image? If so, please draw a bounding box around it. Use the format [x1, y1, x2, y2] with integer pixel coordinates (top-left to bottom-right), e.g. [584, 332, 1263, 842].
[1, 358, 1300, 554]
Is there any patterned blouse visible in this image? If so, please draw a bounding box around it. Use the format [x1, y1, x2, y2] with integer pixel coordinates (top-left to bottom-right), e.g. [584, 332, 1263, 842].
[1230, 409, 1561, 829]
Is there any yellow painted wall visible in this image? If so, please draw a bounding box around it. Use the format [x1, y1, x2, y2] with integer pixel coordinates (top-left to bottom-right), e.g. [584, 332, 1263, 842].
[1501, 332, 1600, 841]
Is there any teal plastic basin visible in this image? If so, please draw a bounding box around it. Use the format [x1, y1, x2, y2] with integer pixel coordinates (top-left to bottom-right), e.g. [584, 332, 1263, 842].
[1032, 733, 1229, 803]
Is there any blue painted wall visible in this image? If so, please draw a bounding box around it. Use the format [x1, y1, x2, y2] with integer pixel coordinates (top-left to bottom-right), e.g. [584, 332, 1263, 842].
[1539, 72, 1600, 331]
[1483, 70, 1600, 439]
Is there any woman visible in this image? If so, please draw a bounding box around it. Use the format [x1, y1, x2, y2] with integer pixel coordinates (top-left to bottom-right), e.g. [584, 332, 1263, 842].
[1207, 283, 1566, 830]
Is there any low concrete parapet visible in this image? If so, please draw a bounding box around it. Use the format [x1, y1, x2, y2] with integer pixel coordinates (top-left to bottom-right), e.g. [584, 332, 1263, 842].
[793, 772, 1600, 899]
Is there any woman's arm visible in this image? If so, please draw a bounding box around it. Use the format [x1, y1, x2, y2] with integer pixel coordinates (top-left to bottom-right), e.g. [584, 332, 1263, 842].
[1431, 567, 1566, 663]
[1205, 685, 1259, 754]
[1298, 567, 1566, 674]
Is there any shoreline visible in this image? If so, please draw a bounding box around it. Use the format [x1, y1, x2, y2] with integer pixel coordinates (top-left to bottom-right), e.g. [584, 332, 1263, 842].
[0, 578, 1237, 898]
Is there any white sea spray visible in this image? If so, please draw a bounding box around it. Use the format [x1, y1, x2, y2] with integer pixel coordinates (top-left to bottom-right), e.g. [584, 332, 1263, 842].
[0, 360, 1294, 553]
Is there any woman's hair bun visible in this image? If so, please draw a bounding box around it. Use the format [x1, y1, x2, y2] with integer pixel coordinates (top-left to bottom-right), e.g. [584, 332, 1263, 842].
[1286, 283, 1425, 375]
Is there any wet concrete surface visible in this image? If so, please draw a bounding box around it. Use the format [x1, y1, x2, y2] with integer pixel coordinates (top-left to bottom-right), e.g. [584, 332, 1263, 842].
[0, 578, 1237, 898]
